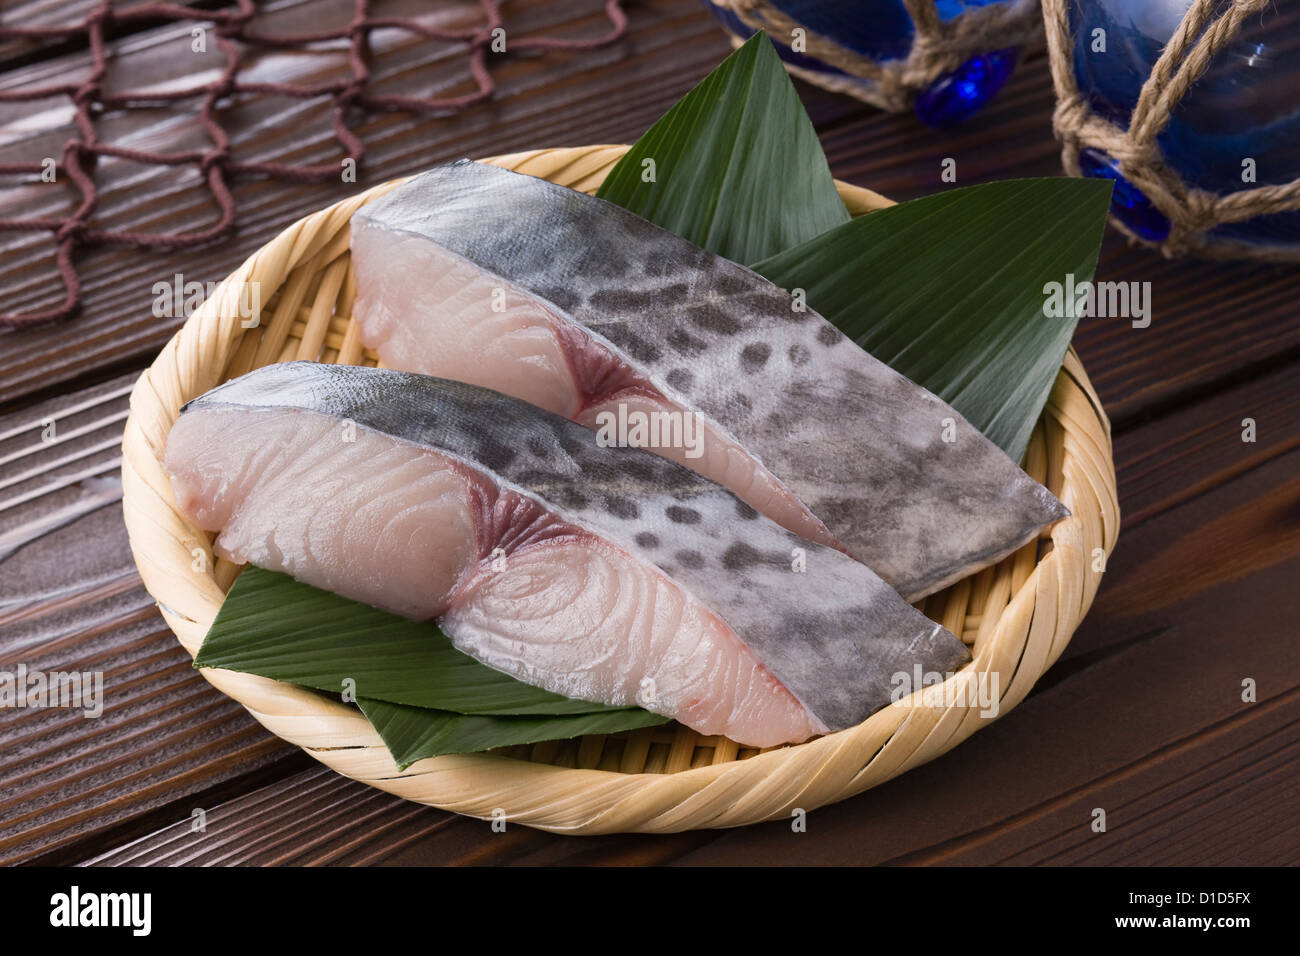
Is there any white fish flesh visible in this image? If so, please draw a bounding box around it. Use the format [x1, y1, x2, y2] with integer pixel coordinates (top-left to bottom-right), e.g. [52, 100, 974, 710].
[164, 362, 971, 747]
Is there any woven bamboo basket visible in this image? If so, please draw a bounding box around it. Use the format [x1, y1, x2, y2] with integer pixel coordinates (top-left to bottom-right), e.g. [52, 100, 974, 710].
[121, 144, 1120, 834]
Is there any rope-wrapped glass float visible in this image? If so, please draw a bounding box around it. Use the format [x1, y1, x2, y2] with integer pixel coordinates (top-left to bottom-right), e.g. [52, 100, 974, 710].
[1044, 0, 1300, 261]
[700, 0, 1043, 125]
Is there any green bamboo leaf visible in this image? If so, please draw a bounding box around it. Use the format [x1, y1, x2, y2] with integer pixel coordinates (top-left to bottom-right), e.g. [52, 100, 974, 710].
[358, 697, 668, 770]
[195, 567, 625, 716]
[594, 32, 848, 265]
[754, 178, 1113, 463]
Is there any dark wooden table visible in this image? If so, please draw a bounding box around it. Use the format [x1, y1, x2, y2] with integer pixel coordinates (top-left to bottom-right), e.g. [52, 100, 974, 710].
[2, 0, 1297, 867]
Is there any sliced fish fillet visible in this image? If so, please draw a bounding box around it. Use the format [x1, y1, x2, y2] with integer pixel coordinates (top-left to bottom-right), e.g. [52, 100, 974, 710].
[351, 160, 1069, 600]
[165, 362, 972, 747]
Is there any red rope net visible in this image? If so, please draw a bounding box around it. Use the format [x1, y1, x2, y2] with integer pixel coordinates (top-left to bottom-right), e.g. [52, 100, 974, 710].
[0, 0, 628, 329]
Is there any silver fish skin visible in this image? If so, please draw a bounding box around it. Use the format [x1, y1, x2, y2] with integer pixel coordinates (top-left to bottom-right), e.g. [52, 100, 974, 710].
[351, 160, 1069, 601]
[174, 361, 970, 739]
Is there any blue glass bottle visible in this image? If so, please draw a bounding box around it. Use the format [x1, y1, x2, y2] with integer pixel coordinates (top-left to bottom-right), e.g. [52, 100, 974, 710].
[701, 0, 1017, 120]
[1069, 0, 1300, 247]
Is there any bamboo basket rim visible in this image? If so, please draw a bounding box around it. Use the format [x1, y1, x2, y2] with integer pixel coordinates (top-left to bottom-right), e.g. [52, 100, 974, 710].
[120, 145, 1120, 834]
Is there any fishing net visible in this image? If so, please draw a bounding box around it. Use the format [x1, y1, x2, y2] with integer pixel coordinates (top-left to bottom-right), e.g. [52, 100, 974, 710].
[0, 0, 628, 328]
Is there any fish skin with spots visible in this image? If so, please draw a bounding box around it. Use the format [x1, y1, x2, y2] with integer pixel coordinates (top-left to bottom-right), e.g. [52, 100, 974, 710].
[351, 160, 1069, 601]
[165, 363, 971, 747]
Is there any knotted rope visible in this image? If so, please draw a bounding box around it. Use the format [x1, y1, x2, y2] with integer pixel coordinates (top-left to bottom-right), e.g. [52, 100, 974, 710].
[1042, 0, 1300, 261]
[711, 0, 1042, 111]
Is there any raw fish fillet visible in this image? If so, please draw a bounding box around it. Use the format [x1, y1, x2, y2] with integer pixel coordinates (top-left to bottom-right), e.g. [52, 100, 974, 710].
[165, 362, 971, 747]
[351, 160, 1069, 601]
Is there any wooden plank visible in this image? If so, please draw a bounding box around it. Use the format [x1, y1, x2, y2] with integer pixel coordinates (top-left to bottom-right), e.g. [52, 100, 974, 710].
[0, 0, 208, 70]
[0, 372, 303, 864]
[892, 692, 1300, 866]
[76, 762, 726, 866]
[1111, 362, 1300, 529]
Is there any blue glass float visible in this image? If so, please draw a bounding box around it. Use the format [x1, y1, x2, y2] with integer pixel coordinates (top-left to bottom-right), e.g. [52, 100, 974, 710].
[915, 48, 1018, 128]
[1067, 0, 1300, 249]
[1077, 148, 1171, 242]
[701, 0, 1031, 119]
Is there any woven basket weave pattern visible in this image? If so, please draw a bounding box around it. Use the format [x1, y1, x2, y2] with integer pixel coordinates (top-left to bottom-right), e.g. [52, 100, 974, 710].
[121, 145, 1119, 833]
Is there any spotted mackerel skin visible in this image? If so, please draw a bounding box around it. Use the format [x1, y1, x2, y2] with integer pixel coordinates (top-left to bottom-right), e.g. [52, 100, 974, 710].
[184, 362, 970, 733]
[353, 160, 1069, 601]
